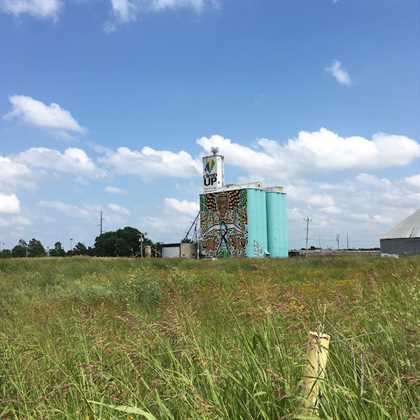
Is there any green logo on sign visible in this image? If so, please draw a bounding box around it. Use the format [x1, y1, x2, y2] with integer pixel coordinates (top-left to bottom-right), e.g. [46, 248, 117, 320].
[205, 158, 216, 174]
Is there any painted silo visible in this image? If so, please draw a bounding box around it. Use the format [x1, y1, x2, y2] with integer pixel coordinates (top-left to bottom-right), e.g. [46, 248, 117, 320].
[266, 192, 288, 257]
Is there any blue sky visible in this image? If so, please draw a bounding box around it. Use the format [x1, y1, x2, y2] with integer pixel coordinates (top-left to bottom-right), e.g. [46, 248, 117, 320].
[0, 0, 419, 250]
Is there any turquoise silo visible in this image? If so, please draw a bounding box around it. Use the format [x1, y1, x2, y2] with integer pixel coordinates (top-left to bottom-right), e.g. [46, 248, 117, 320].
[266, 192, 288, 257]
[246, 189, 268, 257]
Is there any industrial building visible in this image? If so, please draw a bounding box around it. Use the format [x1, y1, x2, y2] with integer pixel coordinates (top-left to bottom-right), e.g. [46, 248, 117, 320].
[380, 209, 420, 256]
[160, 242, 198, 258]
[199, 150, 288, 258]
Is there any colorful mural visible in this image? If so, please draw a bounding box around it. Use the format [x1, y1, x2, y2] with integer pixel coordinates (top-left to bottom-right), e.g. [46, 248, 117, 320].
[200, 189, 248, 257]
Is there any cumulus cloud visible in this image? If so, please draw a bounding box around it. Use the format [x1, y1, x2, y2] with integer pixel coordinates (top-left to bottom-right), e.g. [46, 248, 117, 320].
[17, 147, 99, 176]
[106, 0, 216, 30]
[0, 0, 61, 19]
[149, 0, 215, 12]
[0, 193, 21, 214]
[38, 200, 93, 219]
[325, 60, 351, 85]
[105, 186, 128, 195]
[284, 172, 420, 248]
[0, 215, 30, 227]
[405, 174, 420, 188]
[197, 129, 420, 180]
[5, 96, 85, 137]
[0, 156, 34, 191]
[107, 203, 130, 216]
[110, 0, 136, 21]
[38, 200, 130, 224]
[101, 146, 200, 179]
[0, 147, 101, 192]
[164, 197, 199, 217]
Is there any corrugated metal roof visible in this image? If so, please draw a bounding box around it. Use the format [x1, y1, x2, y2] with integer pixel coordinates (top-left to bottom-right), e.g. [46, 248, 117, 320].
[382, 209, 420, 239]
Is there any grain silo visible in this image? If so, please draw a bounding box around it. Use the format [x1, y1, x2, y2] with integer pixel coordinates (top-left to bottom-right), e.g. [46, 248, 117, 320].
[199, 149, 288, 258]
[380, 209, 420, 255]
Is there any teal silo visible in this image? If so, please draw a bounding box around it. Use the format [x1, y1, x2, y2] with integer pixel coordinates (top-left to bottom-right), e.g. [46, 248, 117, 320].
[266, 192, 288, 257]
[246, 189, 268, 257]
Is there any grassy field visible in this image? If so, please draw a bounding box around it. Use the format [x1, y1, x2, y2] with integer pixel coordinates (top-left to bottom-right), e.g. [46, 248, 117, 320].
[0, 256, 419, 419]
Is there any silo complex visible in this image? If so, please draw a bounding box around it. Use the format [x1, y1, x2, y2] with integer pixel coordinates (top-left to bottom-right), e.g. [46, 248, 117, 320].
[200, 186, 288, 258]
[199, 150, 288, 258]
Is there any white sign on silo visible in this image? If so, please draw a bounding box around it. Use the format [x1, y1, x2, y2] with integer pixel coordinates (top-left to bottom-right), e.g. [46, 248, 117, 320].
[202, 153, 224, 192]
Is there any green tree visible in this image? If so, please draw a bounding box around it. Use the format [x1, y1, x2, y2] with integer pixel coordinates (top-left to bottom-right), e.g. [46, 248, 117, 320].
[0, 249, 12, 258]
[49, 241, 66, 257]
[12, 239, 27, 257]
[27, 238, 46, 257]
[94, 227, 152, 257]
[73, 242, 88, 256]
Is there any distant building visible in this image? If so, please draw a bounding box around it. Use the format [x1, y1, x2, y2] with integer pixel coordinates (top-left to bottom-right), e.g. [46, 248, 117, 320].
[199, 149, 288, 258]
[380, 209, 420, 256]
[160, 242, 198, 258]
[161, 243, 181, 258]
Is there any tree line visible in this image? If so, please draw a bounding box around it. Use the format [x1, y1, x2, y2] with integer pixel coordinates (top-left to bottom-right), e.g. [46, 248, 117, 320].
[0, 226, 158, 258]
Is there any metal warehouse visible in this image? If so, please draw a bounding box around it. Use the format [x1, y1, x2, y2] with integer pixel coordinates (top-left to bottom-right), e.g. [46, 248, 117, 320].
[380, 209, 420, 256]
[199, 150, 288, 258]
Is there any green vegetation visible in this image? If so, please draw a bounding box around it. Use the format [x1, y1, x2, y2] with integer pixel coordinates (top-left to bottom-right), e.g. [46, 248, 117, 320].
[0, 256, 418, 419]
[0, 226, 156, 259]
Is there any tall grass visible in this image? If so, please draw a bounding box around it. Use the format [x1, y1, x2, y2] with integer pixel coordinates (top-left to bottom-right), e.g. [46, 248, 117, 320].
[0, 256, 419, 419]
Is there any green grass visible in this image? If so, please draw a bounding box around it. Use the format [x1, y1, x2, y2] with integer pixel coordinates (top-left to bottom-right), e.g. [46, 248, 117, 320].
[0, 256, 419, 419]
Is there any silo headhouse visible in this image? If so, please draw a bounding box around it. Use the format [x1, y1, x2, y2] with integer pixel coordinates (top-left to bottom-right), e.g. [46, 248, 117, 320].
[199, 149, 288, 258]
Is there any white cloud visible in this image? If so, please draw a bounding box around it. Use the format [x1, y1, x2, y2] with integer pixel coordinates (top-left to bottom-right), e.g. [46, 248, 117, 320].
[284, 173, 420, 248]
[198, 134, 276, 176]
[105, 186, 128, 195]
[0, 215, 30, 229]
[38, 200, 131, 226]
[197, 129, 420, 180]
[0, 147, 101, 193]
[405, 174, 420, 188]
[107, 203, 130, 216]
[0, 156, 34, 191]
[149, 0, 215, 12]
[0, 0, 61, 19]
[164, 197, 199, 217]
[325, 60, 351, 85]
[111, 0, 136, 21]
[106, 0, 216, 29]
[38, 200, 92, 219]
[101, 146, 200, 179]
[0, 193, 21, 214]
[17, 147, 99, 176]
[5, 96, 85, 137]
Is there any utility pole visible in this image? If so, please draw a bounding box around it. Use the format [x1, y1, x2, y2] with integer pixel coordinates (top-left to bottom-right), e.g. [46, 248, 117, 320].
[139, 232, 146, 258]
[99, 210, 103, 236]
[336, 234, 340, 249]
[346, 232, 349, 250]
[304, 217, 311, 251]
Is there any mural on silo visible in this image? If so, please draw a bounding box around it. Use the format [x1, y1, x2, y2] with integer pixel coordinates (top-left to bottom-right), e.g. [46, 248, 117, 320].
[200, 189, 248, 257]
